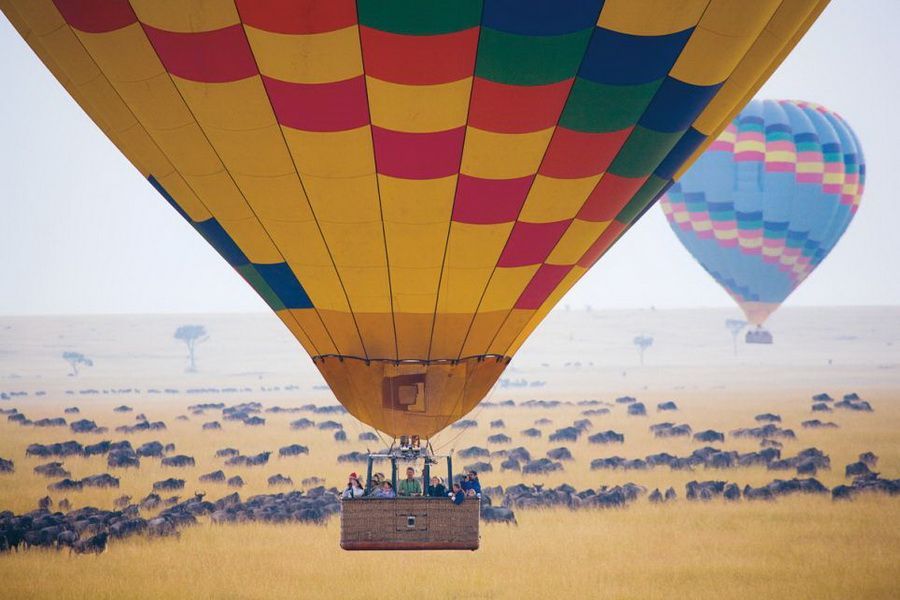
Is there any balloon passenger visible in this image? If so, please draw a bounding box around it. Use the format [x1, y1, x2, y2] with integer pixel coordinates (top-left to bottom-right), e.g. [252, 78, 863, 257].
[398, 467, 422, 496]
[461, 471, 482, 496]
[374, 481, 395, 498]
[427, 476, 447, 498]
[451, 483, 465, 505]
[367, 472, 385, 495]
[342, 473, 364, 499]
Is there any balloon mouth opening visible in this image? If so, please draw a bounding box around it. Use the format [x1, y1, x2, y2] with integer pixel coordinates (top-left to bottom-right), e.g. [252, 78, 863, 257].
[313, 355, 511, 439]
[311, 354, 511, 367]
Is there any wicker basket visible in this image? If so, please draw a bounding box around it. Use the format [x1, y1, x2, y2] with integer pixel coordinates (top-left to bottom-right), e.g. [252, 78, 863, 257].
[340, 497, 480, 551]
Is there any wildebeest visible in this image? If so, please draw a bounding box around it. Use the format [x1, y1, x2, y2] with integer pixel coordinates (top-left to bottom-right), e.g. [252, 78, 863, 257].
[70, 419, 106, 434]
[317, 420, 343, 431]
[549, 427, 581, 442]
[140, 493, 162, 510]
[81, 474, 120, 489]
[268, 474, 294, 486]
[522, 459, 563, 474]
[451, 419, 477, 429]
[202, 421, 222, 430]
[114, 495, 133, 508]
[358, 432, 378, 441]
[627, 403, 647, 416]
[487, 434, 511, 444]
[200, 470, 226, 483]
[26, 441, 83, 458]
[546, 447, 573, 461]
[333, 430, 347, 442]
[114, 405, 133, 413]
[859, 452, 878, 467]
[693, 430, 725, 443]
[500, 458, 521, 471]
[588, 430, 624, 444]
[481, 506, 516, 524]
[153, 478, 185, 492]
[227, 476, 244, 488]
[458, 446, 490, 459]
[845, 461, 872, 477]
[136, 441, 165, 457]
[521, 428, 542, 438]
[0, 458, 14, 473]
[290, 418, 315, 430]
[225, 452, 270, 467]
[279, 444, 310, 457]
[161, 455, 195, 468]
[216, 448, 240, 458]
[651, 422, 692, 438]
[107, 449, 140, 469]
[755, 413, 781, 423]
[490, 419, 506, 429]
[657, 401, 678, 411]
[802, 420, 839, 429]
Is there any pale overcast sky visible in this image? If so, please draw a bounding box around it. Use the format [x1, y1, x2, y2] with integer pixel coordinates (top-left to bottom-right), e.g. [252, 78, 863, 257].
[1, 1, 897, 316]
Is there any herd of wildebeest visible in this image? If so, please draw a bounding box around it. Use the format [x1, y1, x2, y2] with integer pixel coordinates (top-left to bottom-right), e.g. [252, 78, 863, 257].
[0, 390, 896, 554]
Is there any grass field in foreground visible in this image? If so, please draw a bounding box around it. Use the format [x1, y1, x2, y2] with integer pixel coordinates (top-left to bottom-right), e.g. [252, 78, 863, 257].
[0, 499, 897, 600]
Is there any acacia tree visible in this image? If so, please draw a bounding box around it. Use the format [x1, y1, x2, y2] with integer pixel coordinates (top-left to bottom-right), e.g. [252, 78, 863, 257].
[62, 352, 93, 376]
[633, 335, 654, 366]
[725, 319, 748, 356]
[174, 325, 208, 372]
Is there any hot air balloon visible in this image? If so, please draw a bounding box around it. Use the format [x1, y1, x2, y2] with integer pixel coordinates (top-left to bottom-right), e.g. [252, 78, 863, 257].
[661, 99, 864, 344]
[3, 0, 824, 549]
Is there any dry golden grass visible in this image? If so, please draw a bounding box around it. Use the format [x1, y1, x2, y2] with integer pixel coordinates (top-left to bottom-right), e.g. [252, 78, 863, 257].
[0, 388, 898, 599]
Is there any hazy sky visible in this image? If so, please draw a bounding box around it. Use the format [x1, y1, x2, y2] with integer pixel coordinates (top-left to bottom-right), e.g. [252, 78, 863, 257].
[1, 1, 897, 316]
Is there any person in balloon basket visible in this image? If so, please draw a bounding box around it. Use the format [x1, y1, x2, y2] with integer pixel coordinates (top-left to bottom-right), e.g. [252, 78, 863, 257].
[341, 473, 364, 499]
[373, 480, 396, 498]
[450, 483, 466, 505]
[398, 467, 422, 496]
[461, 470, 482, 497]
[427, 476, 447, 498]
[367, 472, 386, 495]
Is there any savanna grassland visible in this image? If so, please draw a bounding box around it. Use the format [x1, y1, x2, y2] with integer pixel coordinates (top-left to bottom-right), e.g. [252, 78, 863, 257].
[0, 390, 898, 599]
[0, 309, 898, 599]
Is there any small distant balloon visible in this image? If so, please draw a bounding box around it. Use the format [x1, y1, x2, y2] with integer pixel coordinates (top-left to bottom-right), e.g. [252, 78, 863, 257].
[661, 100, 865, 331]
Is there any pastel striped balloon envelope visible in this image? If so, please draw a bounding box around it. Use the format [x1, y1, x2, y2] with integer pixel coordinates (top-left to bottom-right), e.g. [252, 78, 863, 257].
[2, 1, 825, 438]
[661, 99, 865, 330]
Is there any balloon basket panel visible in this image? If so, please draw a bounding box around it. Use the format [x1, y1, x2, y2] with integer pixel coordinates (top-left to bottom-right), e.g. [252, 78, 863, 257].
[340, 497, 480, 551]
[745, 329, 774, 344]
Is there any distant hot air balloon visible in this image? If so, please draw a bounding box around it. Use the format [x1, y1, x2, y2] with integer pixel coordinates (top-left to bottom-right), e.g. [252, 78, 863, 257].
[3, 1, 826, 437]
[661, 99, 865, 342]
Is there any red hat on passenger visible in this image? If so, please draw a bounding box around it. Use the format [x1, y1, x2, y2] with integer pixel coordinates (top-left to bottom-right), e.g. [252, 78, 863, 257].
[349, 472, 358, 479]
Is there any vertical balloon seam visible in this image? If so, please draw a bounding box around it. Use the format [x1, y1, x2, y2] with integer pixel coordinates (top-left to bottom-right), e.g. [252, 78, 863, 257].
[423, 0, 487, 365]
[230, 3, 375, 361]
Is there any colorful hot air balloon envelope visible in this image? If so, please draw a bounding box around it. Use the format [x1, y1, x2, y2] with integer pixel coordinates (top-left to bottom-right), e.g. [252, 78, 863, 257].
[2, 1, 826, 438]
[661, 99, 865, 337]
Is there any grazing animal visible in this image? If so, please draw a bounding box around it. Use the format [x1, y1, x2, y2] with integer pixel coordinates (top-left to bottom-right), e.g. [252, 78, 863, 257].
[71, 532, 108, 555]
